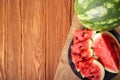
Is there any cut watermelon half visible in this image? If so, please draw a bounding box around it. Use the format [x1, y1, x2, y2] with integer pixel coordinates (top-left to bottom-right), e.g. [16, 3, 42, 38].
[93, 32, 120, 73]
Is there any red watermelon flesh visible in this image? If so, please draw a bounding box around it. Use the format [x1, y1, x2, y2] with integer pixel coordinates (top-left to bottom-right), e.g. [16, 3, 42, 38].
[71, 53, 82, 64]
[71, 49, 93, 71]
[80, 58, 105, 80]
[71, 29, 106, 80]
[71, 39, 93, 71]
[74, 30, 96, 44]
[71, 39, 92, 54]
[93, 32, 120, 73]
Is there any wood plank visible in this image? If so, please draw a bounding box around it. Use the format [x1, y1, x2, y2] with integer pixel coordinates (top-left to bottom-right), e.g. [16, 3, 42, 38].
[21, 0, 46, 80]
[46, 0, 71, 80]
[4, 0, 22, 80]
[0, 0, 5, 80]
[70, 0, 75, 23]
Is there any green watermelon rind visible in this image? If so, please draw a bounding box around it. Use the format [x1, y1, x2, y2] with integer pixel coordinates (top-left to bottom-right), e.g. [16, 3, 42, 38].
[74, 0, 120, 31]
[93, 32, 120, 73]
[76, 15, 120, 31]
[77, 19, 117, 31]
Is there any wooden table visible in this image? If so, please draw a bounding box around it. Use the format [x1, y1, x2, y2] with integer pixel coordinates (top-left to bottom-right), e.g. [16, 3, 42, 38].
[0, 0, 74, 80]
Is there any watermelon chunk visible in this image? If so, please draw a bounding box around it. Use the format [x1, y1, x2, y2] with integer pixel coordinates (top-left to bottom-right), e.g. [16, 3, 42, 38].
[81, 59, 105, 80]
[93, 32, 120, 73]
[74, 30, 96, 44]
[72, 49, 93, 71]
[75, 58, 105, 80]
[71, 39, 92, 53]
[71, 38, 93, 71]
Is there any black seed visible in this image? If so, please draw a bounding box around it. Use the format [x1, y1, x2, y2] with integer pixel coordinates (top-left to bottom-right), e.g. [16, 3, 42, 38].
[83, 32, 86, 34]
[77, 61, 79, 64]
[81, 49, 84, 52]
[79, 46, 82, 48]
[81, 57, 86, 61]
[73, 53, 76, 55]
[82, 32, 86, 37]
[76, 37, 78, 40]
[91, 76, 94, 78]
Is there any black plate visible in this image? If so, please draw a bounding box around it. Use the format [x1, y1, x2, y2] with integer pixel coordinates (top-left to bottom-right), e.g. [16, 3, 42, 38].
[68, 30, 120, 80]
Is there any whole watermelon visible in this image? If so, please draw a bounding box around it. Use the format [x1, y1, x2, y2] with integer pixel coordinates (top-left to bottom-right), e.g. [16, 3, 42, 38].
[75, 0, 120, 31]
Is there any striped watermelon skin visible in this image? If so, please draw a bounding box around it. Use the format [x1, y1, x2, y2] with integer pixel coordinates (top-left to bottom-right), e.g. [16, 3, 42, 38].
[75, 0, 120, 31]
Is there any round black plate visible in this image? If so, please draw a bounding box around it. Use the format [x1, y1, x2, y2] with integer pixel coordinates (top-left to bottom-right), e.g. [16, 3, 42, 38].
[68, 30, 120, 80]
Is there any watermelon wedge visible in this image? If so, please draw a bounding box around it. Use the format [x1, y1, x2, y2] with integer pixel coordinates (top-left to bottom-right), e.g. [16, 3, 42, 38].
[74, 30, 96, 44]
[71, 39, 92, 54]
[80, 58, 105, 80]
[71, 49, 93, 71]
[93, 32, 120, 73]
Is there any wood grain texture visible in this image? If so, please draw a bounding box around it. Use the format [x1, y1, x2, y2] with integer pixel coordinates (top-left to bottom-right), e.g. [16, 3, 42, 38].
[46, 0, 72, 80]
[4, 0, 22, 80]
[21, 0, 45, 80]
[70, 0, 75, 21]
[0, 0, 73, 80]
[0, 0, 5, 80]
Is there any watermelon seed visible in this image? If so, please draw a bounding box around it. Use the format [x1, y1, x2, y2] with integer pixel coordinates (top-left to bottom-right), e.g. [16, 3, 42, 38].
[76, 37, 78, 40]
[81, 49, 84, 52]
[91, 76, 94, 78]
[77, 61, 79, 65]
[79, 46, 82, 48]
[82, 32, 86, 37]
[81, 57, 84, 61]
[73, 53, 77, 55]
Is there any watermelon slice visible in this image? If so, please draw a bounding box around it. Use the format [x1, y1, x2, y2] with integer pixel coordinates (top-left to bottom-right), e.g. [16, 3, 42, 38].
[80, 58, 105, 80]
[71, 38, 93, 71]
[71, 39, 92, 53]
[93, 32, 120, 73]
[74, 30, 96, 44]
[72, 49, 93, 71]
[72, 49, 93, 62]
